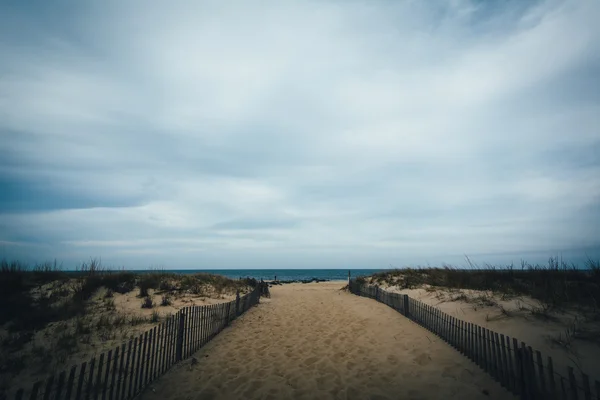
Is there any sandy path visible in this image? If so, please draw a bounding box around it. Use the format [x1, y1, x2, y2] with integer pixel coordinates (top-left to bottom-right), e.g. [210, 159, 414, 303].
[140, 282, 516, 400]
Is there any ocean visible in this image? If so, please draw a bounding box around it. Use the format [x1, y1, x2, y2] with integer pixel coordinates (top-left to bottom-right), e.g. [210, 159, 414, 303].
[135, 269, 389, 281]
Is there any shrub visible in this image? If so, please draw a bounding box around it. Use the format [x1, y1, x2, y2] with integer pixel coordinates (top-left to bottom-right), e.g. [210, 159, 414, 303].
[161, 295, 172, 306]
[105, 298, 116, 311]
[150, 310, 160, 323]
[105, 288, 114, 298]
[141, 296, 154, 309]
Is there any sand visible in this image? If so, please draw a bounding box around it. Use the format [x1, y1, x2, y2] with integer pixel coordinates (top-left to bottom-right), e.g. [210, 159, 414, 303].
[139, 281, 516, 400]
[380, 285, 600, 382]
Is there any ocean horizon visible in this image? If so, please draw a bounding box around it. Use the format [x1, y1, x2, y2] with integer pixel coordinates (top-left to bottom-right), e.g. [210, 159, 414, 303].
[131, 269, 387, 281]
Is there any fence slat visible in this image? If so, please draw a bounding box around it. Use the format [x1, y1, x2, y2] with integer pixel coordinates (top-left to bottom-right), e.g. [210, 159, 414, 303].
[94, 353, 104, 400]
[176, 310, 185, 361]
[134, 333, 145, 395]
[513, 339, 524, 397]
[594, 380, 600, 400]
[163, 318, 170, 372]
[15, 388, 24, 400]
[196, 305, 202, 350]
[461, 320, 467, 356]
[158, 320, 166, 376]
[55, 370, 67, 400]
[118, 342, 130, 400]
[161, 318, 169, 374]
[466, 323, 472, 361]
[102, 350, 111, 400]
[28, 381, 41, 400]
[75, 362, 87, 400]
[582, 373, 591, 400]
[560, 376, 568, 400]
[526, 346, 538, 397]
[86, 357, 96, 400]
[499, 334, 510, 391]
[493, 332, 503, 386]
[150, 326, 158, 384]
[489, 330, 498, 381]
[187, 306, 194, 356]
[535, 351, 547, 399]
[127, 337, 138, 399]
[568, 367, 579, 400]
[64, 365, 77, 400]
[108, 346, 120, 400]
[42, 374, 54, 400]
[144, 329, 152, 387]
[547, 356, 556, 400]
[169, 314, 176, 367]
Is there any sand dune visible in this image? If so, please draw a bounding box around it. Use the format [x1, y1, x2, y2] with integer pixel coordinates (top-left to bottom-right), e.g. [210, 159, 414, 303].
[140, 281, 515, 400]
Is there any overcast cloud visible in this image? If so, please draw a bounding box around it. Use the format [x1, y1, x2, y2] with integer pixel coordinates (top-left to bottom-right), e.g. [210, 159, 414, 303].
[1, 0, 599, 269]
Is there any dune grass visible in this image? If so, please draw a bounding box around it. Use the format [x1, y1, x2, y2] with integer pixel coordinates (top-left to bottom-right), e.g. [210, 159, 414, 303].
[361, 257, 600, 312]
[0, 258, 259, 387]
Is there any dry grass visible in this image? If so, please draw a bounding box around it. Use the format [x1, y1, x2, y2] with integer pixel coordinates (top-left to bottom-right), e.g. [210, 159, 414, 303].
[0, 258, 259, 395]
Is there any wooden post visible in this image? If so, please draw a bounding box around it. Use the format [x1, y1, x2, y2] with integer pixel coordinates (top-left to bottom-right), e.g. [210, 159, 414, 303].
[582, 373, 591, 400]
[513, 339, 525, 398]
[75, 362, 87, 400]
[86, 357, 96, 400]
[176, 310, 185, 362]
[506, 337, 516, 394]
[568, 367, 579, 400]
[109, 346, 120, 400]
[236, 290, 241, 316]
[120, 341, 132, 400]
[94, 353, 104, 400]
[28, 382, 41, 400]
[348, 270, 351, 285]
[225, 302, 232, 327]
[42, 374, 54, 400]
[55, 371, 66, 400]
[128, 337, 138, 399]
[547, 356, 556, 400]
[403, 295, 410, 318]
[144, 330, 152, 387]
[535, 351, 546, 398]
[527, 346, 538, 397]
[136, 333, 147, 394]
[102, 350, 111, 400]
[150, 326, 158, 383]
[499, 334, 510, 390]
[65, 366, 77, 400]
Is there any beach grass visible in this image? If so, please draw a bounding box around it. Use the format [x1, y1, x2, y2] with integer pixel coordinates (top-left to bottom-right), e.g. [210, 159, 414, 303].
[362, 257, 600, 312]
[0, 258, 259, 390]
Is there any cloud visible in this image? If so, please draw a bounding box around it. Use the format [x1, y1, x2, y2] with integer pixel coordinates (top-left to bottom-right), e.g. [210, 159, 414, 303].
[1, 0, 599, 268]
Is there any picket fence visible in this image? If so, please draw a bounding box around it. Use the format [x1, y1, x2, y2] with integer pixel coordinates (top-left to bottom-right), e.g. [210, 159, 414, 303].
[8, 287, 261, 400]
[349, 280, 600, 400]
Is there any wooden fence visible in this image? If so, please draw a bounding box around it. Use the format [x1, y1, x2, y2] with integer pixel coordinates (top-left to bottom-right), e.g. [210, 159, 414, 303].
[8, 286, 262, 400]
[349, 280, 600, 400]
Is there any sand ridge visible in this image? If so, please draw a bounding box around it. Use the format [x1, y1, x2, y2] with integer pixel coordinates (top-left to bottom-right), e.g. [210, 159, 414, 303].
[140, 281, 516, 400]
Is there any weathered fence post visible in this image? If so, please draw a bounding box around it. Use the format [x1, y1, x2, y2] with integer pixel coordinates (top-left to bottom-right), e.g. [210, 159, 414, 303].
[403, 295, 410, 318]
[225, 302, 232, 327]
[348, 270, 351, 285]
[176, 311, 186, 362]
[236, 290, 241, 316]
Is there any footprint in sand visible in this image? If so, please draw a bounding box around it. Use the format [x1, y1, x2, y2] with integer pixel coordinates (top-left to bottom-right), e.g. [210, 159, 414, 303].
[413, 352, 432, 366]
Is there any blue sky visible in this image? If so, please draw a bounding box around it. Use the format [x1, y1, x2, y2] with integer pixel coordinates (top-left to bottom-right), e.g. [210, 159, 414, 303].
[1, 0, 599, 269]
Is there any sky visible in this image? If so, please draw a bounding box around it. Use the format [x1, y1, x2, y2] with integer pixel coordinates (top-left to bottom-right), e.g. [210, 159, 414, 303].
[1, 0, 599, 270]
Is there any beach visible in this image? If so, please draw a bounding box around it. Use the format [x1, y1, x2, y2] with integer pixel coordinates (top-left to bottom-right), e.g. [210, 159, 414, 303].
[139, 281, 516, 400]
